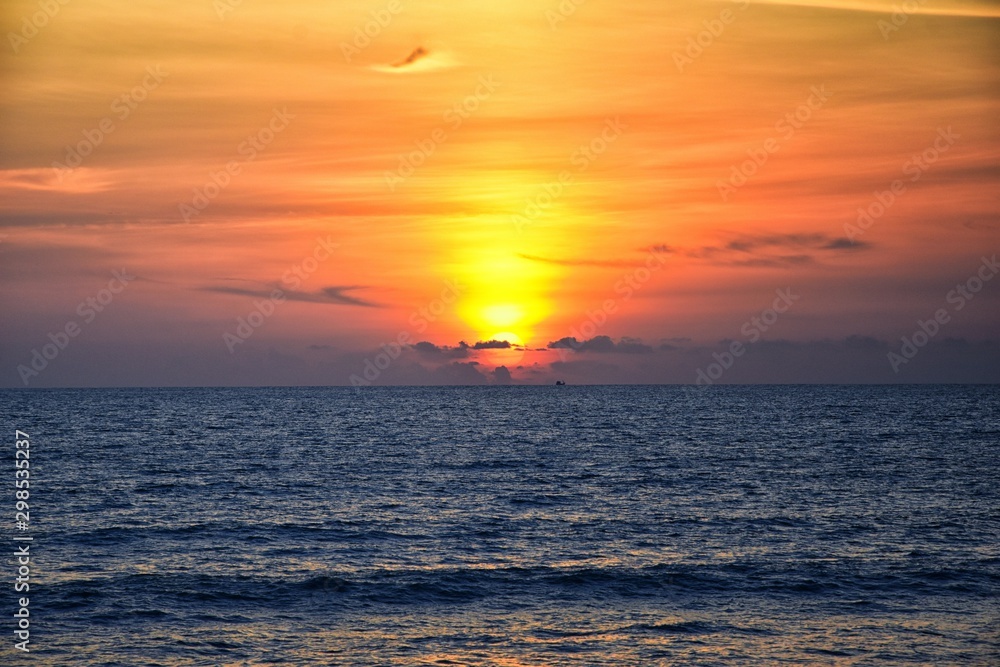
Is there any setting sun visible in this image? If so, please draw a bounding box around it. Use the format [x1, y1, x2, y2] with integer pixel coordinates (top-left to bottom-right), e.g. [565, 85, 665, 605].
[481, 304, 524, 329]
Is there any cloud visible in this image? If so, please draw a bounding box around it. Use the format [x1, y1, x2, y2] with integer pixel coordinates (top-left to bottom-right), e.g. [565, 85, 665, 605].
[201, 284, 380, 308]
[429, 362, 490, 385]
[412, 341, 471, 359]
[473, 339, 512, 350]
[823, 237, 869, 250]
[646, 233, 872, 268]
[548, 335, 654, 354]
[412, 339, 517, 358]
[0, 167, 116, 194]
[371, 47, 457, 74]
[517, 253, 638, 268]
[521, 233, 871, 274]
[393, 47, 429, 68]
[492, 365, 512, 385]
[316, 286, 380, 307]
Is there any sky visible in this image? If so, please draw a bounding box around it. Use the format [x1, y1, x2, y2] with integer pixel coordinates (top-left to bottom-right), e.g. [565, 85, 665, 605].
[1, 0, 998, 387]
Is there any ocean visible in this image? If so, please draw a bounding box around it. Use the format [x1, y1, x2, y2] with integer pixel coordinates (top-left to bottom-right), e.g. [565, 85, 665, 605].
[1, 385, 998, 665]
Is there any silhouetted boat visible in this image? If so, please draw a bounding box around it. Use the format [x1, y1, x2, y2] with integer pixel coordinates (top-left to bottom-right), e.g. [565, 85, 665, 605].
[555, 380, 566, 385]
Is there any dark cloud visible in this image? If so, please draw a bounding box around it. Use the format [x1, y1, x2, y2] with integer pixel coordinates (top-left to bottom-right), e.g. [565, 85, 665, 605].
[548, 335, 654, 354]
[201, 284, 379, 308]
[4, 333, 998, 387]
[393, 46, 429, 68]
[412, 341, 470, 359]
[523, 236, 863, 271]
[317, 286, 379, 307]
[492, 366, 512, 385]
[659, 337, 691, 351]
[728, 254, 813, 268]
[618, 337, 656, 354]
[646, 233, 873, 269]
[413, 339, 516, 357]
[473, 339, 512, 350]
[823, 237, 870, 250]
[726, 234, 827, 252]
[428, 361, 489, 385]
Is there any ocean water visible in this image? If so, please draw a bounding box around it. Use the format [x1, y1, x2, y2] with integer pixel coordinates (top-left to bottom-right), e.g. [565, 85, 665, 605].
[1, 385, 998, 666]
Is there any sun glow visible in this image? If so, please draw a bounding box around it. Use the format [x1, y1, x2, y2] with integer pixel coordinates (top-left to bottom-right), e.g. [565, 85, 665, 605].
[481, 304, 525, 329]
[432, 160, 593, 359]
[458, 272, 552, 347]
[450, 225, 561, 348]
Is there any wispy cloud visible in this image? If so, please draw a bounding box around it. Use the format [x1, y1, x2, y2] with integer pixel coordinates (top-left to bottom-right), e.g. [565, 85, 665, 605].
[522, 234, 870, 272]
[370, 47, 458, 73]
[201, 284, 380, 308]
[647, 233, 871, 268]
[393, 46, 429, 68]
[517, 253, 638, 268]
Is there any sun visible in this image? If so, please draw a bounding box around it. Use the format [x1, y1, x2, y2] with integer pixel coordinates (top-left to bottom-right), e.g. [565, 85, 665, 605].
[455, 253, 554, 347]
[435, 195, 569, 354]
[481, 304, 525, 329]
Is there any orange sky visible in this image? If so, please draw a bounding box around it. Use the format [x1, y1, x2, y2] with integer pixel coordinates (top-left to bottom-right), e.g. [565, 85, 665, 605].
[1, 0, 998, 386]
